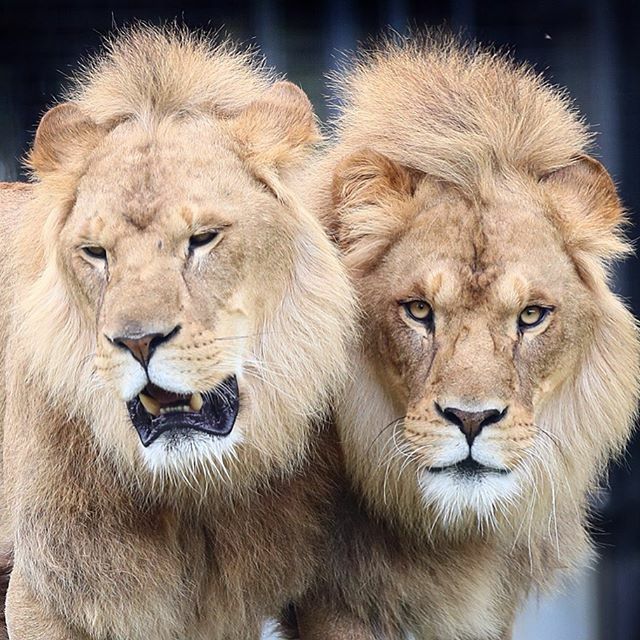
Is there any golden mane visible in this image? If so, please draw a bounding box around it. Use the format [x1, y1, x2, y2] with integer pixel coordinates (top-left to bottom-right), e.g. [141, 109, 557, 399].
[331, 33, 592, 201]
[14, 28, 352, 488]
[321, 32, 639, 548]
[70, 25, 272, 125]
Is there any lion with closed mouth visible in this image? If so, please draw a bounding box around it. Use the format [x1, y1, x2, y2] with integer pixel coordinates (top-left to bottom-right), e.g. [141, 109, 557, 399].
[0, 27, 355, 640]
[293, 34, 640, 639]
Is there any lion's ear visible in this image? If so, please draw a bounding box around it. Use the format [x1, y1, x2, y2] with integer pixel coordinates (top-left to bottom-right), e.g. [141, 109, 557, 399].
[543, 155, 628, 260]
[28, 103, 106, 176]
[230, 81, 319, 172]
[330, 149, 419, 271]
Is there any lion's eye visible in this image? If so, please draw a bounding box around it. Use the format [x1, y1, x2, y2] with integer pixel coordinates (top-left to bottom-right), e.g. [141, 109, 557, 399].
[403, 300, 433, 323]
[518, 305, 552, 330]
[189, 231, 219, 251]
[82, 245, 107, 261]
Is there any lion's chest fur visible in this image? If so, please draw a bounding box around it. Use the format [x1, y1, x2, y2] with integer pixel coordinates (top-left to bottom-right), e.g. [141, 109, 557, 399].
[15, 470, 318, 640]
[313, 488, 525, 640]
[4, 382, 324, 640]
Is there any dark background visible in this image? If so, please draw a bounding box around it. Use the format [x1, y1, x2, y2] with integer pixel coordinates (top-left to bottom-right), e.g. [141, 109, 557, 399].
[1, 1, 638, 638]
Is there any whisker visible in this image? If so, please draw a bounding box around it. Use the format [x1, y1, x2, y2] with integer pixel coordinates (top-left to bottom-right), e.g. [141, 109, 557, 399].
[365, 416, 406, 456]
[212, 332, 273, 342]
[78, 352, 97, 367]
[533, 422, 573, 472]
[242, 367, 300, 404]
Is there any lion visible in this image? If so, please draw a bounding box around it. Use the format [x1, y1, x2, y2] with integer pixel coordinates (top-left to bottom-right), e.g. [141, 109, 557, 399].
[292, 34, 640, 639]
[0, 26, 356, 640]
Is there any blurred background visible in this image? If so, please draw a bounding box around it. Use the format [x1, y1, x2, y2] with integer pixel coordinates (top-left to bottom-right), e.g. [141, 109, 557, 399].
[1, 1, 638, 638]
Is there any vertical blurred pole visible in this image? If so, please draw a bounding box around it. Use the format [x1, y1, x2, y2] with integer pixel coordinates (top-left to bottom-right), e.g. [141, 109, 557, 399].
[451, 0, 475, 39]
[325, 0, 356, 69]
[252, 0, 286, 73]
[324, 0, 357, 120]
[385, 0, 408, 33]
[589, 0, 620, 181]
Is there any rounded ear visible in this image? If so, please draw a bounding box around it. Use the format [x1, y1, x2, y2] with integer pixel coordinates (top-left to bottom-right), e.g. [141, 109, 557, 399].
[230, 81, 320, 172]
[329, 149, 420, 271]
[332, 148, 418, 212]
[542, 154, 629, 261]
[28, 103, 106, 176]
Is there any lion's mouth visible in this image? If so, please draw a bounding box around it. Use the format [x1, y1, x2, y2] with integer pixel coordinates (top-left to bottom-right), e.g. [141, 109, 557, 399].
[428, 457, 510, 477]
[126, 375, 239, 447]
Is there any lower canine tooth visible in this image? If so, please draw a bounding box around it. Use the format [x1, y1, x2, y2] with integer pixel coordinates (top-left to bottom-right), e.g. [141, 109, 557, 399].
[190, 392, 204, 412]
[139, 393, 161, 417]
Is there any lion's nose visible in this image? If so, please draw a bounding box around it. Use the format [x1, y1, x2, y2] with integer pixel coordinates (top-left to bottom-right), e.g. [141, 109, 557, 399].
[110, 325, 180, 367]
[435, 403, 507, 446]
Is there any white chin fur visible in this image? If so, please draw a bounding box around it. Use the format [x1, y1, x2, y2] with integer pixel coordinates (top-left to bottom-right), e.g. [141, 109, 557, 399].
[139, 426, 243, 481]
[418, 468, 522, 529]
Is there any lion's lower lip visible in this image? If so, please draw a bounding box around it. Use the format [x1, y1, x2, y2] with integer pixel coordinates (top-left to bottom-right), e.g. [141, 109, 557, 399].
[126, 376, 240, 447]
[428, 457, 510, 476]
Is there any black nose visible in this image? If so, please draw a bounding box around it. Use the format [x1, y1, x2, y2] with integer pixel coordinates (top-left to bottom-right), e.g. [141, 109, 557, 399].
[110, 326, 180, 367]
[436, 403, 507, 446]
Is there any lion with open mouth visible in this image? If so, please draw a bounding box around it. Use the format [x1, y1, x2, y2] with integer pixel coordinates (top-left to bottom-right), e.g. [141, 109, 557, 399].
[292, 34, 640, 639]
[0, 27, 355, 640]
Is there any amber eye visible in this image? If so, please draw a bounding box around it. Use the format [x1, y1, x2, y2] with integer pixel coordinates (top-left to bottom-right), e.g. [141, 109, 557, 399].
[189, 230, 219, 252]
[81, 245, 107, 261]
[518, 305, 552, 330]
[403, 300, 433, 323]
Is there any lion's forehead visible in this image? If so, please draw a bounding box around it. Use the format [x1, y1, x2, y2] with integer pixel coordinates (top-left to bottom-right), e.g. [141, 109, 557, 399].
[388, 256, 567, 314]
[72, 121, 263, 233]
[387, 199, 571, 311]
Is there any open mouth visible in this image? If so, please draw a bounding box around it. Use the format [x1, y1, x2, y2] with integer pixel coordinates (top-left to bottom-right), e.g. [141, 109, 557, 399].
[126, 375, 239, 447]
[428, 457, 510, 476]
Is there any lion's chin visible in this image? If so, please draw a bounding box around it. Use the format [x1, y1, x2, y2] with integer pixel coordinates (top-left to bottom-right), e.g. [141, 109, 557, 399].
[418, 464, 522, 528]
[126, 375, 240, 447]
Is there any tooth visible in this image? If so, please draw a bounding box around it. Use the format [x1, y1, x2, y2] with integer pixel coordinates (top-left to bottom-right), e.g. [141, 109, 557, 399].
[139, 394, 160, 416]
[190, 393, 204, 412]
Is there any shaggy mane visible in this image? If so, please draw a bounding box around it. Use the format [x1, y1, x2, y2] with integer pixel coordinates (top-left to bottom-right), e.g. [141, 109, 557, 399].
[11, 25, 355, 495]
[331, 33, 593, 199]
[68, 25, 273, 126]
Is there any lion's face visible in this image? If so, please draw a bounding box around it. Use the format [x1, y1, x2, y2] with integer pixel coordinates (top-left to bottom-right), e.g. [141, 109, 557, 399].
[63, 120, 280, 466]
[19, 83, 354, 485]
[332, 149, 638, 529]
[362, 184, 593, 514]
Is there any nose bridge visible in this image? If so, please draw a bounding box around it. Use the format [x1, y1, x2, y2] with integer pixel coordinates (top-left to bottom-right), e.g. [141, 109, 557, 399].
[437, 320, 505, 402]
[103, 253, 183, 339]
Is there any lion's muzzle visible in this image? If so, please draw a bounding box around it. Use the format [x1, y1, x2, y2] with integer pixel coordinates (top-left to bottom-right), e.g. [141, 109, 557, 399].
[126, 376, 240, 446]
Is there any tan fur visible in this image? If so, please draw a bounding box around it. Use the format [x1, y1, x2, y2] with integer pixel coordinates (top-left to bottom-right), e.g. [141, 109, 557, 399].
[0, 183, 31, 640]
[0, 27, 356, 639]
[295, 34, 640, 639]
